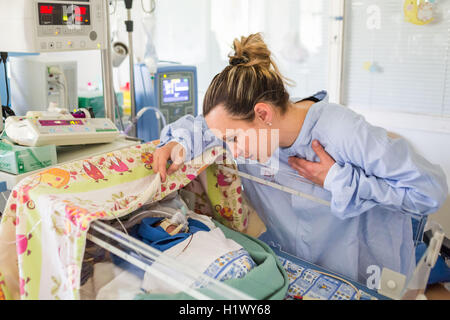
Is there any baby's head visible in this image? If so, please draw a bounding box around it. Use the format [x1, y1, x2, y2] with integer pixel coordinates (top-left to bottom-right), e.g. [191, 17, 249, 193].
[153, 218, 186, 235]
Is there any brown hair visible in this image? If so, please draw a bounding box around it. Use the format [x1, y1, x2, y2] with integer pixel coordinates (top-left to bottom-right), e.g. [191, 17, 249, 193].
[203, 33, 291, 121]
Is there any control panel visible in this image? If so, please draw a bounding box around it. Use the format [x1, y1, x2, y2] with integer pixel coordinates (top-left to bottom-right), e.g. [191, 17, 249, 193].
[5, 116, 119, 147]
[35, 0, 105, 51]
[158, 71, 196, 124]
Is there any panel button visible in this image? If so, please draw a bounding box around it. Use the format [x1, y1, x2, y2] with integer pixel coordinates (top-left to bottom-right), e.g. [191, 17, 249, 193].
[174, 107, 182, 116]
[89, 31, 97, 41]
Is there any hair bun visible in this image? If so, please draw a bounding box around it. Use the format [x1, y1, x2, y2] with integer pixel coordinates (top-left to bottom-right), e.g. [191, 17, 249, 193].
[228, 33, 272, 69]
[229, 56, 249, 66]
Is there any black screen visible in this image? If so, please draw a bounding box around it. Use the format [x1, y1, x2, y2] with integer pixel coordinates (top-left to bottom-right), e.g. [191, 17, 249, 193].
[38, 3, 91, 26]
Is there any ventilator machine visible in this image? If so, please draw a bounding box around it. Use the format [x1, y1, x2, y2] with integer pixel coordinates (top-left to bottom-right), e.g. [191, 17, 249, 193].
[134, 63, 198, 142]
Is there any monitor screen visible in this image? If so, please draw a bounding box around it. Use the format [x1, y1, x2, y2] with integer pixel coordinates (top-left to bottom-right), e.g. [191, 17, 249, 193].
[38, 3, 91, 26]
[162, 78, 190, 104]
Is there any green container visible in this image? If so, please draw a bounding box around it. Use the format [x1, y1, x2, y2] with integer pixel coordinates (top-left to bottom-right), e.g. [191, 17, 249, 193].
[0, 139, 57, 175]
[78, 91, 124, 119]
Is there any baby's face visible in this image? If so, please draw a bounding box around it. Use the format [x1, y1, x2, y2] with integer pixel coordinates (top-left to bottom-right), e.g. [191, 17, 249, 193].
[153, 219, 180, 235]
[164, 224, 178, 234]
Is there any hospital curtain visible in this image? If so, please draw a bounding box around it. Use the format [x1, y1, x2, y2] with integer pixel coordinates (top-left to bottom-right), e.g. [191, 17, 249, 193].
[152, 0, 331, 111]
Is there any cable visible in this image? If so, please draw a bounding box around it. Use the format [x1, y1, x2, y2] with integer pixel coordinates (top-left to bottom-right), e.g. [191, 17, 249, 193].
[132, 65, 167, 135]
[113, 88, 125, 131]
[1, 52, 9, 108]
[59, 71, 69, 110]
[0, 125, 7, 139]
[1, 191, 8, 203]
[313, 270, 362, 300]
[2, 60, 9, 108]
[0, 52, 13, 122]
[0, 218, 43, 245]
[233, 158, 317, 186]
[109, 0, 117, 15]
[109, 210, 141, 257]
[48, 66, 69, 110]
[55, 80, 68, 110]
[123, 106, 167, 136]
[141, 0, 156, 14]
[108, 0, 155, 15]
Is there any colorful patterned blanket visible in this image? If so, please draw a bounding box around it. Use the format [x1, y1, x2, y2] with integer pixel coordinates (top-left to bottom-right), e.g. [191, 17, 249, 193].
[0, 141, 251, 300]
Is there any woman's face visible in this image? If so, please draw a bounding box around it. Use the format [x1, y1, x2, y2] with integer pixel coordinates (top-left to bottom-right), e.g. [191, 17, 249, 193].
[205, 104, 279, 163]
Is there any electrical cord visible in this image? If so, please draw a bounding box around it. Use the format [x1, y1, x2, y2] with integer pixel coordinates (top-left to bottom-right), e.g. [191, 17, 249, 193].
[109, 0, 117, 15]
[141, 0, 156, 14]
[55, 80, 68, 109]
[48, 66, 69, 110]
[123, 106, 167, 136]
[113, 88, 125, 131]
[313, 270, 362, 300]
[59, 71, 69, 110]
[1, 53, 9, 107]
[0, 52, 15, 120]
[108, 0, 155, 15]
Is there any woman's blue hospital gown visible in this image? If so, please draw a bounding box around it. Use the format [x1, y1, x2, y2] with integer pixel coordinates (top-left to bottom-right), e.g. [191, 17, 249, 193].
[157, 90, 448, 286]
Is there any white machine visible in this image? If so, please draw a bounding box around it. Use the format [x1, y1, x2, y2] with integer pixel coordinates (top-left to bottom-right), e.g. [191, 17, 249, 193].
[0, 0, 121, 148]
[9, 57, 78, 115]
[0, 0, 106, 53]
[4, 114, 119, 147]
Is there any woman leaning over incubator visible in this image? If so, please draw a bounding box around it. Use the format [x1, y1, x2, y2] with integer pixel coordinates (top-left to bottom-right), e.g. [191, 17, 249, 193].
[153, 33, 448, 284]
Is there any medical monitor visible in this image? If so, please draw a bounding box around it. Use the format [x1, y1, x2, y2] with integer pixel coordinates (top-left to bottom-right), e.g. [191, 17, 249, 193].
[0, 0, 106, 52]
[161, 77, 190, 104]
[134, 63, 198, 142]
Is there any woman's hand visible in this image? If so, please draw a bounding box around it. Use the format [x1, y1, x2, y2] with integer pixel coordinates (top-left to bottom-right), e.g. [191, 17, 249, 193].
[288, 140, 336, 187]
[153, 141, 186, 182]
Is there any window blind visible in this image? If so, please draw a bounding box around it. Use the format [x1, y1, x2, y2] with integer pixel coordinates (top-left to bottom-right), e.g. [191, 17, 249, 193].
[342, 0, 450, 116]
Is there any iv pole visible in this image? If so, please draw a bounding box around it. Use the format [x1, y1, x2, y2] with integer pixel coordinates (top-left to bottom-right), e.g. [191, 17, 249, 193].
[101, 0, 137, 137]
[124, 0, 137, 137]
[101, 0, 116, 122]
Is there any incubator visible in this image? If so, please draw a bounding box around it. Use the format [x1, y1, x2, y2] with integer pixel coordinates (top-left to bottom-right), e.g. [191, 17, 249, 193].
[82, 193, 257, 300]
[0, 142, 443, 301]
[221, 160, 446, 300]
[85, 165, 444, 300]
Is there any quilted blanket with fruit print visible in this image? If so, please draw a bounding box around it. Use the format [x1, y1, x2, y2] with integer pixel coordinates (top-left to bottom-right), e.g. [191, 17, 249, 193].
[0, 141, 250, 300]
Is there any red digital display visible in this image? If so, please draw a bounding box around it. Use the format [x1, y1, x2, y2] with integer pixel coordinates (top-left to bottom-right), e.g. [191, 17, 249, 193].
[38, 3, 91, 26]
[39, 120, 84, 126]
[40, 5, 54, 14]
